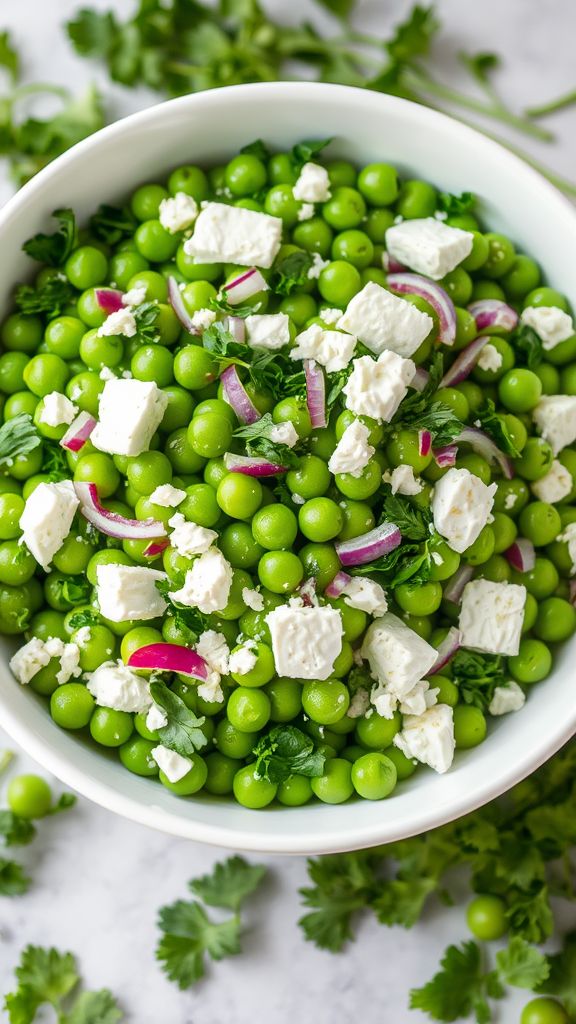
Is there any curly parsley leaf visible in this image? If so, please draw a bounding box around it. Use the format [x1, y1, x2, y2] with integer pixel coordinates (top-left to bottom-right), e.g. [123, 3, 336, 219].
[0, 857, 30, 896]
[89, 203, 138, 246]
[57, 576, 93, 608]
[373, 876, 438, 930]
[380, 493, 433, 541]
[0, 811, 36, 847]
[0, 413, 42, 468]
[233, 413, 300, 467]
[512, 324, 544, 370]
[14, 275, 76, 317]
[269, 249, 314, 296]
[393, 354, 463, 444]
[409, 940, 504, 1023]
[451, 651, 507, 710]
[48, 793, 77, 817]
[475, 400, 521, 457]
[189, 856, 267, 913]
[252, 725, 325, 784]
[495, 937, 550, 990]
[22, 208, 77, 267]
[149, 682, 207, 757]
[248, 349, 305, 399]
[438, 190, 475, 216]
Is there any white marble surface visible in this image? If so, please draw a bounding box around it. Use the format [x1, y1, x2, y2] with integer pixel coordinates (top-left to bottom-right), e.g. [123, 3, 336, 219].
[1, 1, 575, 1020]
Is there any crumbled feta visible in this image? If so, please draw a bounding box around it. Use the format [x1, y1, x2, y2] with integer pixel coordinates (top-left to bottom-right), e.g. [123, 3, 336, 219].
[432, 467, 497, 554]
[196, 629, 230, 675]
[229, 644, 258, 676]
[557, 523, 576, 574]
[488, 681, 526, 716]
[146, 703, 168, 732]
[96, 564, 167, 622]
[245, 313, 290, 351]
[122, 286, 147, 307]
[394, 704, 455, 774]
[520, 306, 574, 351]
[242, 587, 264, 611]
[99, 367, 116, 381]
[197, 672, 225, 705]
[532, 459, 573, 503]
[297, 203, 315, 221]
[346, 688, 371, 718]
[292, 162, 332, 203]
[361, 613, 438, 700]
[269, 421, 299, 448]
[290, 323, 356, 373]
[19, 481, 79, 570]
[87, 660, 151, 712]
[337, 282, 433, 357]
[266, 604, 343, 680]
[92, 379, 168, 457]
[10, 636, 80, 686]
[170, 548, 233, 613]
[343, 351, 416, 422]
[328, 420, 375, 477]
[385, 218, 473, 280]
[459, 579, 526, 656]
[307, 253, 330, 280]
[168, 513, 217, 558]
[383, 463, 423, 496]
[150, 484, 186, 508]
[505, 492, 518, 511]
[184, 202, 282, 268]
[38, 391, 78, 427]
[291, 493, 305, 505]
[341, 576, 387, 616]
[533, 395, 576, 455]
[73, 626, 92, 648]
[151, 745, 192, 783]
[320, 307, 343, 325]
[399, 679, 438, 717]
[55, 641, 81, 685]
[477, 343, 503, 373]
[159, 192, 199, 233]
[97, 307, 137, 338]
[190, 308, 216, 332]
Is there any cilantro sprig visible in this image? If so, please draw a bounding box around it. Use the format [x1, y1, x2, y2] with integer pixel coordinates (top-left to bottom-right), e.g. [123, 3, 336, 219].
[149, 682, 208, 757]
[252, 725, 325, 783]
[0, 413, 42, 468]
[233, 413, 300, 468]
[23, 208, 78, 267]
[3, 945, 123, 1023]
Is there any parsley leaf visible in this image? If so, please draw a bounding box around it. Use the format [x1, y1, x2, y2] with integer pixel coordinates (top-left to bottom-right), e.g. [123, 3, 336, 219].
[409, 940, 504, 1023]
[0, 857, 30, 896]
[133, 301, 161, 344]
[0, 810, 36, 847]
[89, 203, 138, 246]
[155, 579, 211, 643]
[189, 856, 267, 913]
[269, 249, 314, 295]
[66, 609, 100, 631]
[385, 4, 440, 64]
[359, 540, 433, 588]
[156, 900, 241, 989]
[299, 853, 378, 952]
[451, 651, 507, 710]
[290, 138, 332, 170]
[57, 576, 93, 608]
[3, 945, 122, 1023]
[475, 400, 521, 457]
[41, 439, 70, 481]
[149, 682, 208, 757]
[14, 275, 76, 317]
[0, 31, 20, 83]
[48, 793, 77, 817]
[252, 725, 325, 783]
[60, 988, 123, 1024]
[0, 414, 42, 468]
[438, 190, 475, 216]
[537, 932, 576, 1016]
[22, 208, 77, 267]
[240, 139, 270, 160]
[233, 413, 300, 467]
[380, 493, 433, 541]
[512, 324, 544, 370]
[495, 937, 550, 990]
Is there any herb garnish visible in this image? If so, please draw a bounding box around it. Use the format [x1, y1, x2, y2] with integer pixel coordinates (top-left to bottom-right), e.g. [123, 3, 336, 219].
[149, 682, 208, 757]
[0, 413, 42, 468]
[233, 413, 300, 467]
[3, 945, 123, 1022]
[252, 725, 326, 783]
[23, 208, 78, 267]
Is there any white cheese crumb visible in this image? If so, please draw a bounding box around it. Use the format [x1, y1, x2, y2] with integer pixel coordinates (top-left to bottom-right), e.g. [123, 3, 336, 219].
[533, 395, 576, 455]
[38, 391, 78, 427]
[151, 745, 192, 783]
[87, 660, 151, 712]
[170, 548, 233, 613]
[269, 421, 299, 448]
[19, 481, 79, 570]
[520, 306, 574, 351]
[196, 629, 230, 675]
[432, 467, 497, 554]
[229, 645, 258, 676]
[399, 679, 439, 716]
[394, 704, 455, 774]
[337, 282, 433, 357]
[10, 636, 81, 686]
[361, 613, 438, 700]
[184, 202, 283, 268]
[266, 604, 343, 680]
[159, 192, 199, 233]
[292, 493, 305, 505]
[320, 307, 343, 325]
[190, 308, 216, 332]
[297, 203, 315, 221]
[95, 563, 167, 622]
[488, 681, 526, 716]
[168, 513, 217, 558]
[341, 576, 387, 616]
[385, 218, 473, 280]
[150, 484, 187, 508]
[328, 420, 375, 477]
[557, 522, 576, 574]
[291, 323, 356, 372]
[531, 459, 573, 503]
[477, 343, 503, 373]
[245, 313, 290, 351]
[122, 286, 147, 307]
[307, 252, 331, 280]
[97, 307, 137, 338]
[343, 350, 416, 422]
[146, 703, 168, 732]
[242, 587, 264, 611]
[293, 162, 332, 203]
[99, 367, 116, 381]
[346, 688, 371, 718]
[504, 492, 518, 511]
[459, 579, 526, 656]
[383, 463, 423, 496]
[92, 378, 168, 457]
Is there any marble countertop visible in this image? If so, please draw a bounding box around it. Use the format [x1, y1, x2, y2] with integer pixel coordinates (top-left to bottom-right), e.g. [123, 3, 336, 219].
[1, 1, 575, 1020]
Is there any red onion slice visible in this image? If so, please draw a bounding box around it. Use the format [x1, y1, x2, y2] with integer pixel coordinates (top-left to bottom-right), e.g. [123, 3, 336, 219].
[60, 411, 97, 453]
[443, 564, 474, 605]
[223, 453, 288, 477]
[143, 538, 170, 558]
[167, 275, 199, 335]
[439, 336, 490, 388]
[468, 300, 519, 333]
[411, 366, 430, 393]
[505, 538, 536, 573]
[388, 272, 457, 346]
[74, 482, 167, 540]
[433, 444, 458, 468]
[456, 427, 514, 479]
[220, 365, 260, 425]
[419, 429, 432, 457]
[225, 267, 267, 304]
[382, 253, 407, 273]
[325, 570, 352, 598]
[127, 643, 209, 680]
[225, 316, 246, 343]
[427, 627, 461, 675]
[95, 289, 124, 315]
[299, 577, 317, 607]
[336, 521, 402, 567]
[304, 359, 326, 429]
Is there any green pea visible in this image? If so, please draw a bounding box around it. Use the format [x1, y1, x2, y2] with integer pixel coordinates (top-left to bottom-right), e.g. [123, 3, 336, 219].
[466, 895, 508, 941]
[258, 550, 303, 593]
[318, 260, 362, 306]
[514, 438, 554, 482]
[50, 683, 95, 729]
[277, 775, 314, 806]
[119, 737, 159, 776]
[1, 313, 43, 353]
[168, 165, 209, 200]
[509, 637, 552, 683]
[395, 179, 437, 219]
[357, 162, 399, 205]
[299, 543, 341, 591]
[310, 758, 353, 804]
[292, 218, 334, 257]
[65, 246, 108, 290]
[7, 774, 53, 819]
[534, 597, 576, 643]
[356, 711, 401, 750]
[482, 232, 516, 278]
[453, 705, 487, 749]
[498, 369, 542, 413]
[134, 220, 179, 262]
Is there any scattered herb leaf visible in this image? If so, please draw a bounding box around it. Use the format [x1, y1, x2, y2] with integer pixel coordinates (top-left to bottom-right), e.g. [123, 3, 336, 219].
[252, 725, 325, 783]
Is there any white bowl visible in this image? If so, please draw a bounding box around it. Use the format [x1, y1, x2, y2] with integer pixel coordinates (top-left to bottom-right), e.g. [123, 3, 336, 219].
[1, 83, 575, 854]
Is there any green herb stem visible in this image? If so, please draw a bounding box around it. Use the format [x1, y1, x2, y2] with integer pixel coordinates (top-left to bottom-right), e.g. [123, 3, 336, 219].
[526, 86, 576, 118]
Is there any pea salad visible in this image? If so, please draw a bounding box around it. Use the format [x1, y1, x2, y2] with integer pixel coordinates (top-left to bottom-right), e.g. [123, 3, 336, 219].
[2, 139, 576, 809]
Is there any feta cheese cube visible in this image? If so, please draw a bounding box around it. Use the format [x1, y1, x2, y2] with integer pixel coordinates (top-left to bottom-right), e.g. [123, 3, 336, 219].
[196, 629, 230, 675]
[229, 644, 258, 676]
[151, 745, 193, 783]
[146, 703, 168, 732]
[531, 459, 573, 503]
[477, 343, 503, 373]
[38, 391, 78, 427]
[383, 464, 423, 496]
[343, 351, 416, 422]
[184, 203, 282, 268]
[488, 681, 526, 716]
[169, 548, 233, 614]
[533, 395, 576, 455]
[337, 282, 432, 358]
[97, 307, 137, 338]
[361, 613, 438, 700]
[242, 587, 264, 611]
[19, 481, 79, 570]
[371, 690, 397, 719]
[557, 522, 576, 574]
[96, 564, 167, 622]
[292, 162, 331, 203]
[432, 467, 497, 554]
[269, 421, 299, 448]
[10, 637, 52, 684]
[190, 308, 216, 332]
[290, 323, 356, 372]
[385, 218, 473, 280]
[168, 513, 217, 558]
[520, 306, 574, 351]
[328, 420, 374, 477]
[92, 379, 168, 457]
[394, 704, 455, 774]
[158, 192, 199, 233]
[459, 579, 526, 656]
[297, 203, 315, 221]
[266, 604, 343, 680]
[149, 484, 186, 508]
[341, 576, 387, 616]
[245, 313, 290, 351]
[399, 679, 438, 716]
[87, 660, 151, 712]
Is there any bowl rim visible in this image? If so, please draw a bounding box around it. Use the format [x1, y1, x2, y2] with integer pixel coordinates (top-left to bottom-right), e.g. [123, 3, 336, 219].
[1, 80, 576, 854]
